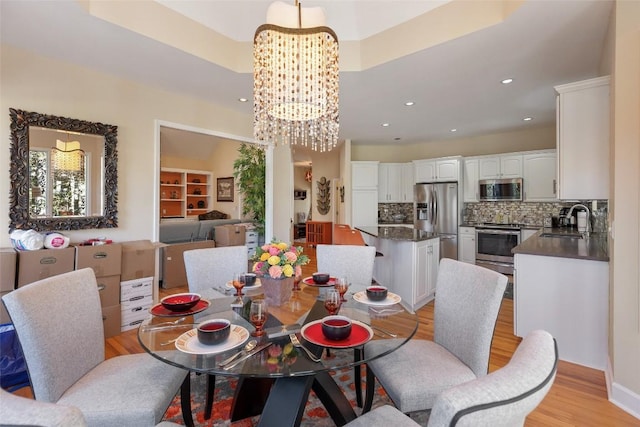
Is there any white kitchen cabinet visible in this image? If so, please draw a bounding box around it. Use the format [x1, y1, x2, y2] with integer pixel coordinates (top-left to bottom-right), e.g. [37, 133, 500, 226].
[514, 253, 608, 370]
[400, 163, 415, 202]
[555, 76, 610, 200]
[366, 233, 439, 312]
[458, 226, 476, 264]
[378, 163, 403, 202]
[351, 190, 378, 227]
[463, 159, 479, 202]
[479, 154, 522, 179]
[414, 157, 460, 183]
[351, 161, 379, 190]
[523, 151, 557, 201]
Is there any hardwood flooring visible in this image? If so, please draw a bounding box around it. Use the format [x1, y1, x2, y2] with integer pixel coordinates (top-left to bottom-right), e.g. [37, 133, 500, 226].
[17, 243, 640, 425]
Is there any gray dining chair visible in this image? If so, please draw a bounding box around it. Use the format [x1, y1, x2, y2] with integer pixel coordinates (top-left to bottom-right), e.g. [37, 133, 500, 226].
[363, 258, 508, 414]
[0, 387, 88, 427]
[183, 244, 248, 419]
[316, 244, 376, 293]
[183, 245, 249, 299]
[346, 329, 558, 427]
[1, 268, 188, 427]
[316, 243, 377, 406]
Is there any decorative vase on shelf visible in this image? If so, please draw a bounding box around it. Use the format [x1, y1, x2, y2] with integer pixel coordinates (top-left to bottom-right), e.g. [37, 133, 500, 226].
[260, 276, 293, 306]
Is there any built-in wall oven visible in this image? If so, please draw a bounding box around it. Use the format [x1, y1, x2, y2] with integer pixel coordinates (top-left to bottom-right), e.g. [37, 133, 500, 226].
[475, 224, 521, 275]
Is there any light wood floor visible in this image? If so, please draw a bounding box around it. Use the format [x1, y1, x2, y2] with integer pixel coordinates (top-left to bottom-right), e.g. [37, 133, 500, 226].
[17, 244, 640, 426]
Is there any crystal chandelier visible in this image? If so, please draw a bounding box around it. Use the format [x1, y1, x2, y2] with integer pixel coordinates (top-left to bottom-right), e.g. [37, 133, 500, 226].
[254, 1, 339, 152]
[51, 137, 85, 173]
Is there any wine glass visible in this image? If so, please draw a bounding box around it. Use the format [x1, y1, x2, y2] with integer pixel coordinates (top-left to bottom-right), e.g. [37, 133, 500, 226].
[232, 272, 245, 297]
[250, 299, 268, 337]
[293, 273, 302, 291]
[334, 277, 350, 302]
[324, 290, 341, 315]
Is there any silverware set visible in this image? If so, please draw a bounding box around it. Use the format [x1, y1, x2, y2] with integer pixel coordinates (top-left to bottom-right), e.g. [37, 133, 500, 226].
[289, 334, 321, 362]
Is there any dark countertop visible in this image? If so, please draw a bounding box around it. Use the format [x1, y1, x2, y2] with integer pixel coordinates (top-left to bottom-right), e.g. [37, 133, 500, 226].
[356, 226, 439, 242]
[512, 228, 609, 262]
[460, 222, 543, 229]
[377, 221, 414, 226]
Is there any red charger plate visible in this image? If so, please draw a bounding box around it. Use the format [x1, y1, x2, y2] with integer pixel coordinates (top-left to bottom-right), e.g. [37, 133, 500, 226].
[150, 299, 210, 317]
[302, 276, 337, 287]
[300, 320, 373, 348]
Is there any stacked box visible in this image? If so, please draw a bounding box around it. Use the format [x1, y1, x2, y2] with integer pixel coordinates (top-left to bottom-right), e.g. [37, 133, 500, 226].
[121, 240, 159, 281]
[16, 247, 75, 288]
[162, 240, 215, 288]
[0, 248, 17, 324]
[120, 276, 154, 332]
[214, 224, 246, 247]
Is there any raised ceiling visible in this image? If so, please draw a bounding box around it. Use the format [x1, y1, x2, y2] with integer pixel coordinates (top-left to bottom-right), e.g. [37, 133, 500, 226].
[1, 0, 613, 153]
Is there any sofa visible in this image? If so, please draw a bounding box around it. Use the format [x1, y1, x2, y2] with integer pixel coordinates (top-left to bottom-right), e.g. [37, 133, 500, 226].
[159, 219, 242, 244]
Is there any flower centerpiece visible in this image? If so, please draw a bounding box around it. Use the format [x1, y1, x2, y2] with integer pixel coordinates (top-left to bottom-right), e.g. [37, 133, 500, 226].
[251, 239, 309, 305]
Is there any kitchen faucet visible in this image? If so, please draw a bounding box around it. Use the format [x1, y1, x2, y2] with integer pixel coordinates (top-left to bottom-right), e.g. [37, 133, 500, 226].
[567, 203, 591, 237]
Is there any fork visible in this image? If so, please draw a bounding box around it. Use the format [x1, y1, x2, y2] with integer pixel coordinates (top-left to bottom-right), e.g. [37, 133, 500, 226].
[289, 334, 321, 362]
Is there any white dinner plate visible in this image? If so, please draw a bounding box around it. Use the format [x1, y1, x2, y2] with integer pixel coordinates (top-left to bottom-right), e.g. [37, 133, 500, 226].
[353, 291, 402, 307]
[175, 325, 249, 355]
[224, 279, 262, 291]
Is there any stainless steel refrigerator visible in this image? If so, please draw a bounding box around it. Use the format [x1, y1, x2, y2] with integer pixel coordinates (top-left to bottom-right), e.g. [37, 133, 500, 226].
[414, 182, 458, 260]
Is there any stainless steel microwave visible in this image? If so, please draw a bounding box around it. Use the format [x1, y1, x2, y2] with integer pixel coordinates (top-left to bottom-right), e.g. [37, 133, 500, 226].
[479, 178, 523, 201]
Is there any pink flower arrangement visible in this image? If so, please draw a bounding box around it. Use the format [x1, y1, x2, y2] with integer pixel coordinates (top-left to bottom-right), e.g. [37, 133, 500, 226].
[251, 239, 310, 279]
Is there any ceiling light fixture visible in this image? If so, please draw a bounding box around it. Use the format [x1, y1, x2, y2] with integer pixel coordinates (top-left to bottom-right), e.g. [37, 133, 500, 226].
[501, 78, 514, 84]
[405, 101, 415, 106]
[253, 1, 339, 152]
[238, 98, 248, 102]
[51, 133, 85, 173]
[523, 117, 533, 121]
[450, 128, 457, 132]
[382, 123, 390, 127]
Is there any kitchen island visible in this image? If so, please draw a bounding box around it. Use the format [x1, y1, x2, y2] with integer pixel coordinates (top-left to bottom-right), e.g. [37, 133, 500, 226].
[356, 226, 439, 312]
[512, 229, 609, 370]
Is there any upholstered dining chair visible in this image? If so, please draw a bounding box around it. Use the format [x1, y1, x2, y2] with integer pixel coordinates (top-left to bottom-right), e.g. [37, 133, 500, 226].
[362, 258, 508, 414]
[183, 244, 248, 419]
[1, 268, 188, 427]
[183, 245, 249, 300]
[316, 243, 377, 406]
[345, 329, 558, 427]
[316, 244, 376, 293]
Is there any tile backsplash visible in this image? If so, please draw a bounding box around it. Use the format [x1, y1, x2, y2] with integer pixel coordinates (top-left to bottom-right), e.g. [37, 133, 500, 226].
[464, 200, 608, 229]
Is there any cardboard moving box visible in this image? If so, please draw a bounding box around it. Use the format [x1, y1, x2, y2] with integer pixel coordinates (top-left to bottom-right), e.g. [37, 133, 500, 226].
[121, 240, 159, 281]
[75, 244, 122, 278]
[0, 248, 17, 292]
[162, 240, 215, 288]
[215, 225, 246, 247]
[17, 247, 75, 288]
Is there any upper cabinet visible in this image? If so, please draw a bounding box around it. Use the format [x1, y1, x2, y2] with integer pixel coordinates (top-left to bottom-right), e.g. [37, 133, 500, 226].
[523, 151, 557, 201]
[478, 154, 522, 179]
[351, 161, 379, 190]
[413, 157, 460, 183]
[555, 76, 610, 200]
[378, 162, 414, 203]
[463, 159, 479, 202]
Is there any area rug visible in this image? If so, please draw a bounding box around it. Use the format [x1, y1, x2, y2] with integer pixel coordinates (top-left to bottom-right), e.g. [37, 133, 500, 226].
[162, 364, 430, 426]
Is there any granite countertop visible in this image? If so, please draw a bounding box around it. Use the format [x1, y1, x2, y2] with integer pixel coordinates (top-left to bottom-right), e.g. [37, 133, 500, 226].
[377, 221, 414, 226]
[460, 222, 543, 229]
[512, 228, 609, 262]
[357, 226, 439, 242]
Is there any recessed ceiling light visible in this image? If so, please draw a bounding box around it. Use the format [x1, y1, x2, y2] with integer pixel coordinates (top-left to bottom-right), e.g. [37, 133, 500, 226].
[404, 101, 415, 106]
[394, 137, 401, 141]
[523, 117, 533, 121]
[501, 78, 514, 84]
[450, 128, 457, 132]
[381, 123, 390, 127]
[238, 97, 248, 102]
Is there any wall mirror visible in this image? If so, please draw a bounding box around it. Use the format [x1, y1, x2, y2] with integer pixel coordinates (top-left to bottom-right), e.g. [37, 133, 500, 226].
[9, 108, 118, 231]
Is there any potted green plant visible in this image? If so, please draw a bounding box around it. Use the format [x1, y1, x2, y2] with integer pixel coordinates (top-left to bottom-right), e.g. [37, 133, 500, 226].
[233, 143, 266, 234]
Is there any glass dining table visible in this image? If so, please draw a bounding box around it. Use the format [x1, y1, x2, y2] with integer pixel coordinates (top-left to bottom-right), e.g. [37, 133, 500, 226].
[138, 283, 419, 427]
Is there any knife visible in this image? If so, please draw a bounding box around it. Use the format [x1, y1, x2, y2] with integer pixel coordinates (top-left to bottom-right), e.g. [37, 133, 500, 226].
[222, 342, 272, 370]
